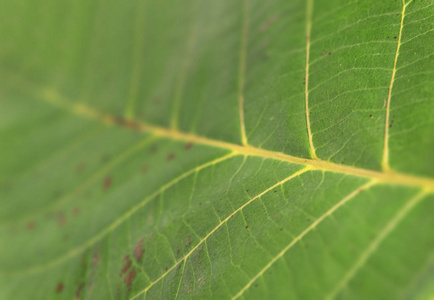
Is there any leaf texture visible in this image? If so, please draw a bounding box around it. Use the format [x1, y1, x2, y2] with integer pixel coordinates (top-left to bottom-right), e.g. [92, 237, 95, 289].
[0, 0, 433, 299]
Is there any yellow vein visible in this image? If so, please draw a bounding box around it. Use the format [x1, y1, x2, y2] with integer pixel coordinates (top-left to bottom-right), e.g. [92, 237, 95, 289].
[238, 0, 249, 146]
[124, 0, 147, 119]
[382, 0, 408, 172]
[304, 0, 317, 159]
[5, 153, 236, 276]
[130, 167, 311, 299]
[36, 88, 434, 191]
[326, 189, 427, 299]
[232, 180, 377, 299]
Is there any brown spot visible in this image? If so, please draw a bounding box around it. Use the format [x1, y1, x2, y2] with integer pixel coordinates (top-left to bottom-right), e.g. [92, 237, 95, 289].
[150, 145, 158, 153]
[125, 268, 136, 292]
[121, 256, 132, 274]
[26, 221, 35, 230]
[75, 284, 84, 299]
[274, 216, 277, 218]
[369, 114, 373, 118]
[394, 36, 397, 39]
[153, 97, 161, 105]
[280, 228, 283, 231]
[76, 163, 86, 172]
[166, 153, 175, 161]
[56, 283, 64, 293]
[389, 124, 392, 128]
[103, 177, 112, 190]
[302, 82, 305, 85]
[122, 118, 141, 131]
[101, 155, 111, 163]
[185, 236, 192, 248]
[309, 111, 312, 115]
[93, 251, 101, 265]
[57, 212, 66, 227]
[245, 225, 249, 229]
[391, 120, 394, 123]
[274, 190, 277, 193]
[72, 207, 80, 216]
[134, 238, 144, 262]
[141, 165, 149, 173]
[260, 15, 279, 31]
[328, 52, 331, 55]
[184, 142, 194, 150]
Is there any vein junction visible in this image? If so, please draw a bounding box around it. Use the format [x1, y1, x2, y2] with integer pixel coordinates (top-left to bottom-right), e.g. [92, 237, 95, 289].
[41, 87, 434, 191]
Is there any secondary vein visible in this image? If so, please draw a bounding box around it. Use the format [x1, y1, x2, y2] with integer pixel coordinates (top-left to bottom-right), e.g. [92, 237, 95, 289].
[382, 0, 408, 172]
[232, 180, 377, 299]
[305, 0, 317, 159]
[238, 0, 249, 146]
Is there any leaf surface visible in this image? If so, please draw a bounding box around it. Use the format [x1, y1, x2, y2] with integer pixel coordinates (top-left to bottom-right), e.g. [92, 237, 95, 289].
[0, 0, 433, 299]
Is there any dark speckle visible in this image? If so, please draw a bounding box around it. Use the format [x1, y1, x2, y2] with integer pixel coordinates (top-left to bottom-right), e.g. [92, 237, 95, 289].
[185, 236, 192, 248]
[150, 145, 158, 153]
[103, 177, 112, 190]
[328, 52, 331, 55]
[134, 238, 144, 262]
[184, 143, 194, 150]
[76, 284, 84, 299]
[26, 221, 35, 230]
[394, 36, 397, 39]
[369, 114, 373, 118]
[56, 283, 64, 293]
[245, 225, 249, 229]
[121, 256, 132, 274]
[76, 163, 86, 173]
[72, 207, 80, 216]
[389, 124, 392, 128]
[125, 269, 136, 292]
[57, 212, 66, 227]
[166, 153, 175, 161]
[274, 190, 277, 193]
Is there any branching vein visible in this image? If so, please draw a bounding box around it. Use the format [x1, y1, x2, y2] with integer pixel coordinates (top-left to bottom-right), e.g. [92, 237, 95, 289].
[382, 0, 409, 171]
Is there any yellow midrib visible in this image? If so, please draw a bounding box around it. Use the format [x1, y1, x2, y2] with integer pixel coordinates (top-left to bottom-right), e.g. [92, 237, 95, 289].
[40, 87, 434, 191]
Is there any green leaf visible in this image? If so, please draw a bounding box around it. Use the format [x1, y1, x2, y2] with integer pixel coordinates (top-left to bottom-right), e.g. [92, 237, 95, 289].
[1, 0, 433, 299]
